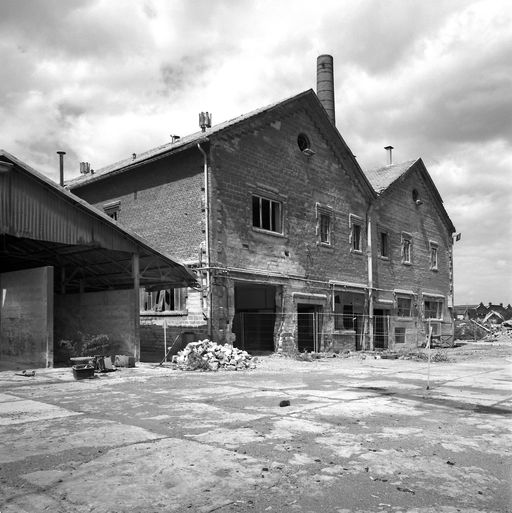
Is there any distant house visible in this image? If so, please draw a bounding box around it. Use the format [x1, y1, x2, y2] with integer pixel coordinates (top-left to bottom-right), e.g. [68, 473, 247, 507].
[68, 55, 456, 356]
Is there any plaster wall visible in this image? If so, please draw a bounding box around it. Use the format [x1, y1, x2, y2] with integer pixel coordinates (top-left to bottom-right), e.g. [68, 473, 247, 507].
[0, 266, 54, 368]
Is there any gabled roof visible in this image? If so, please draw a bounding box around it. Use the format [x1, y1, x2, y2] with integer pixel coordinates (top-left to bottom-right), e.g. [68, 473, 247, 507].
[0, 150, 197, 291]
[365, 159, 418, 194]
[68, 89, 375, 198]
[365, 158, 455, 234]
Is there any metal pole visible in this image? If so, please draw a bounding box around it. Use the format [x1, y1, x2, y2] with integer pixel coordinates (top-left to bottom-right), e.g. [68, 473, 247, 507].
[57, 151, 66, 186]
[163, 319, 167, 363]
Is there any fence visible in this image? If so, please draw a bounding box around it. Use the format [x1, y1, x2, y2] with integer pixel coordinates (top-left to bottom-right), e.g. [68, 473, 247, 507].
[231, 312, 424, 352]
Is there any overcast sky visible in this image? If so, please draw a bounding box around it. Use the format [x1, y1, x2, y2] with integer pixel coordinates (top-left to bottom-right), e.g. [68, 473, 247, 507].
[1, 0, 511, 305]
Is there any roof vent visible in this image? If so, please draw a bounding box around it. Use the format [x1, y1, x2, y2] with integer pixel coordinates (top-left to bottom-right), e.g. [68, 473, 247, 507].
[79, 162, 91, 174]
[384, 145, 394, 165]
[132, 153, 137, 160]
[171, 134, 180, 143]
[199, 112, 212, 132]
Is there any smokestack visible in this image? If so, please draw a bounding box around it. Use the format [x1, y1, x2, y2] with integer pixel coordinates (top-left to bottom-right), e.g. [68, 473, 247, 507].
[57, 151, 66, 186]
[317, 55, 335, 125]
[384, 145, 394, 165]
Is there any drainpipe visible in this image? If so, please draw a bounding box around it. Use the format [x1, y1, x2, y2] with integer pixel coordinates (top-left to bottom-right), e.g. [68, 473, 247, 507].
[197, 143, 212, 339]
[366, 205, 374, 350]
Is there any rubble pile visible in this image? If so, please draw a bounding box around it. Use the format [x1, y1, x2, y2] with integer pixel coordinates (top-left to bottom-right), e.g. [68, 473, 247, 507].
[172, 340, 255, 371]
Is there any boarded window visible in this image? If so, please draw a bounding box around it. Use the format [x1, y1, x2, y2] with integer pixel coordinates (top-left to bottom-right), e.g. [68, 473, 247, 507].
[401, 233, 412, 264]
[430, 242, 438, 270]
[380, 232, 389, 258]
[395, 327, 406, 344]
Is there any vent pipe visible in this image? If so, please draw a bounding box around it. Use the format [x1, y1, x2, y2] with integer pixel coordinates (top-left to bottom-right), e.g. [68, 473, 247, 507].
[57, 151, 66, 186]
[316, 54, 335, 125]
[384, 145, 394, 165]
[199, 112, 212, 132]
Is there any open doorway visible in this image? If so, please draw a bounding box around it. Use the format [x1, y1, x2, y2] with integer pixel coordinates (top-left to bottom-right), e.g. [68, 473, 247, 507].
[374, 308, 390, 349]
[297, 304, 322, 352]
[233, 283, 276, 352]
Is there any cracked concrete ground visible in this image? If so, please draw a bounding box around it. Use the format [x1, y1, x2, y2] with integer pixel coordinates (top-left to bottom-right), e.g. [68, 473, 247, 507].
[0, 341, 510, 513]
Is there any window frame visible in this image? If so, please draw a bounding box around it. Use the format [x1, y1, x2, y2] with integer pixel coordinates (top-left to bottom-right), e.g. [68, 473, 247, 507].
[395, 327, 406, 344]
[103, 200, 120, 221]
[379, 230, 390, 259]
[423, 297, 444, 321]
[316, 203, 334, 246]
[349, 214, 363, 254]
[140, 287, 187, 315]
[396, 296, 413, 318]
[401, 232, 412, 265]
[251, 193, 283, 235]
[429, 241, 439, 271]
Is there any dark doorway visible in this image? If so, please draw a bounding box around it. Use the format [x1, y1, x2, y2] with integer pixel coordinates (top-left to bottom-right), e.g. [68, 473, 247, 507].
[233, 283, 276, 352]
[297, 304, 321, 352]
[374, 309, 389, 349]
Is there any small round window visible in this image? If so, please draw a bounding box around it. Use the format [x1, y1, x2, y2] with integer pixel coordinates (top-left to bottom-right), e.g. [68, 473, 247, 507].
[297, 133, 311, 152]
[412, 189, 420, 202]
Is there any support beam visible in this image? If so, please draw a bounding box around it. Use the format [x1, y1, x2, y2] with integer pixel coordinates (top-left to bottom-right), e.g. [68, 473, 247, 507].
[132, 252, 140, 361]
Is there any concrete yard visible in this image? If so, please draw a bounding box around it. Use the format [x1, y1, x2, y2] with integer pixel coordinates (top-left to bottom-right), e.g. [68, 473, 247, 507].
[0, 342, 511, 513]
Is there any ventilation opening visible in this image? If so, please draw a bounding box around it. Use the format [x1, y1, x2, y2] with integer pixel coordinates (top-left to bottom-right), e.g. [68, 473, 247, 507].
[297, 133, 311, 152]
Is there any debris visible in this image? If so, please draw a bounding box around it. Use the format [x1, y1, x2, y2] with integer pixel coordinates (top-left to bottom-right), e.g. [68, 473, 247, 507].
[72, 364, 95, 380]
[397, 486, 415, 494]
[173, 340, 255, 371]
[279, 400, 291, 407]
[446, 460, 455, 466]
[15, 370, 36, 377]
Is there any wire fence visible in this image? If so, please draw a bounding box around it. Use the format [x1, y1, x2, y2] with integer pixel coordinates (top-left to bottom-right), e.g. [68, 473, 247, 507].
[232, 311, 450, 352]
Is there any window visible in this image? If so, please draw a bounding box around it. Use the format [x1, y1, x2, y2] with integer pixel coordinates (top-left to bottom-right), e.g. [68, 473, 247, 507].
[252, 195, 282, 233]
[350, 215, 363, 252]
[320, 214, 331, 244]
[103, 200, 120, 221]
[297, 133, 311, 152]
[397, 297, 412, 317]
[430, 242, 438, 270]
[334, 292, 364, 331]
[424, 298, 443, 320]
[401, 233, 412, 264]
[317, 204, 333, 245]
[380, 232, 389, 258]
[141, 287, 186, 313]
[395, 327, 406, 344]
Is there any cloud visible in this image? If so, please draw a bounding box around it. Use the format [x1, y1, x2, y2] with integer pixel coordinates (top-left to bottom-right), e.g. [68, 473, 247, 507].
[0, 0, 509, 303]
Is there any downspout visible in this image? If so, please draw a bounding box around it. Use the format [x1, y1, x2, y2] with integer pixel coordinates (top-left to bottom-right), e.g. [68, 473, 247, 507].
[366, 205, 374, 351]
[197, 143, 212, 338]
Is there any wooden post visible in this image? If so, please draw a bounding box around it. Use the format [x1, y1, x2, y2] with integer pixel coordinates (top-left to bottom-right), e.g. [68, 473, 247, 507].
[132, 253, 140, 362]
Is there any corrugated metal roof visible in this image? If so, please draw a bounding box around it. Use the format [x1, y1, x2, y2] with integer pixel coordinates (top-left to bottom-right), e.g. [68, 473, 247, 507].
[364, 159, 418, 193]
[0, 150, 197, 290]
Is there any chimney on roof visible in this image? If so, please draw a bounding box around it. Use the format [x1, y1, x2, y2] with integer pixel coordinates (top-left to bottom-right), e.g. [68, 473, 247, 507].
[199, 112, 212, 132]
[317, 55, 335, 125]
[57, 151, 66, 186]
[384, 145, 394, 165]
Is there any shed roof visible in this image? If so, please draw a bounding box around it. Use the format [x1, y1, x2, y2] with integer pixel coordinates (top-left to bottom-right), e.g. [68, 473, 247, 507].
[0, 150, 197, 292]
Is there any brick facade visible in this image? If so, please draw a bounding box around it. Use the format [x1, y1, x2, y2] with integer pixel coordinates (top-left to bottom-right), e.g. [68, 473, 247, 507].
[70, 91, 455, 356]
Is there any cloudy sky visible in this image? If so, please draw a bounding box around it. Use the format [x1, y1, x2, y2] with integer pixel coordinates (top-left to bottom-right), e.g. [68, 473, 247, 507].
[1, 0, 511, 305]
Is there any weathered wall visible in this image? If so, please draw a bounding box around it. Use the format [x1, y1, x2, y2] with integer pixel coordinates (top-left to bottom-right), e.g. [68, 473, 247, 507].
[54, 290, 136, 363]
[0, 267, 54, 368]
[371, 164, 454, 349]
[72, 150, 205, 263]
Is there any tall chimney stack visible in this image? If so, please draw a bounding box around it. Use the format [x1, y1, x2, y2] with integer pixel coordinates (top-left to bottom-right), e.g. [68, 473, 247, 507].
[57, 151, 66, 186]
[317, 54, 335, 125]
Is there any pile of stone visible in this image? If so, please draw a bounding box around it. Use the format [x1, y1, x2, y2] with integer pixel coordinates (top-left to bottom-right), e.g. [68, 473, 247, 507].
[172, 340, 255, 371]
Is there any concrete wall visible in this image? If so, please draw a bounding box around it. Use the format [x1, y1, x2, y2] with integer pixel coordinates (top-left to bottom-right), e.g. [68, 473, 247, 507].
[54, 289, 136, 364]
[0, 267, 54, 369]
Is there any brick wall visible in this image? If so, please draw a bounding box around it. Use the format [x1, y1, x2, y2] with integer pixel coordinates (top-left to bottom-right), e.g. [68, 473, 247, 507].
[73, 151, 205, 263]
